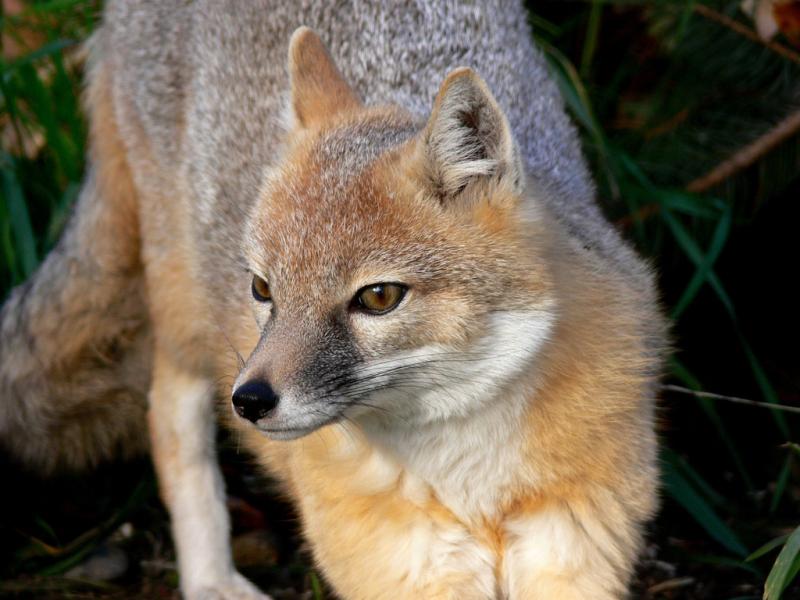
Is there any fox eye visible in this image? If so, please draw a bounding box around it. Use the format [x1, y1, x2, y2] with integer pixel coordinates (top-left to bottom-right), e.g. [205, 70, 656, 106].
[251, 275, 272, 303]
[354, 283, 407, 315]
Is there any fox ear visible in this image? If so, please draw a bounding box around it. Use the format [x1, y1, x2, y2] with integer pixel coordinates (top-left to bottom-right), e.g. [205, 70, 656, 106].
[287, 26, 361, 128]
[419, 68, 522, 200]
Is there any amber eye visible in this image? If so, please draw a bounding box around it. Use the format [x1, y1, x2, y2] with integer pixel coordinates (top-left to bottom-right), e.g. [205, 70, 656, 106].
[354, 283, 407, 315]
[251, 275, 272, 303]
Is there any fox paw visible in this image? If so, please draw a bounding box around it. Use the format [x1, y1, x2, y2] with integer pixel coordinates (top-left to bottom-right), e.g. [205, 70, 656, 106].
[185, 571, 271, 600]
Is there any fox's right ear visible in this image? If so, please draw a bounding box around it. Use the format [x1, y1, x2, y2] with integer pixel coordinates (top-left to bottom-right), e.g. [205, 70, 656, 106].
[287, 27, 361, 129]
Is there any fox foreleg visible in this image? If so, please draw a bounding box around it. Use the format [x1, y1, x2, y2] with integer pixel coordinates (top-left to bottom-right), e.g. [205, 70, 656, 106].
[148, 351, 269, 600]
[503, 500, 639, 599]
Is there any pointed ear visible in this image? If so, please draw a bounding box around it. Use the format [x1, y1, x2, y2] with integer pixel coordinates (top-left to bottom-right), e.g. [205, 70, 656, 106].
[419, 68, 523, 199]
[287, 26, 361, 128]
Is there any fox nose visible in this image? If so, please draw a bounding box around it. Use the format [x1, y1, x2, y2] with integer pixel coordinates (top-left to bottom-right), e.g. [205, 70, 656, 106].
[231, 380, 279, 423]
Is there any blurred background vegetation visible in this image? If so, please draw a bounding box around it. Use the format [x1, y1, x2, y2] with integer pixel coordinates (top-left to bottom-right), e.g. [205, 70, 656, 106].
[1, 0, 799, 598]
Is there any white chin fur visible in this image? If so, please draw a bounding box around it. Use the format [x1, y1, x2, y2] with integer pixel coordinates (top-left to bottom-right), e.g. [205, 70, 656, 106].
[257, 426, 317, 441]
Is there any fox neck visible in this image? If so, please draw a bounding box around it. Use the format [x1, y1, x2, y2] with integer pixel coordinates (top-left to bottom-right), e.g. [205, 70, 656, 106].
[356, 307, 552, 523]
[361, 377, 535, 523]
[352, 227, 608, 524]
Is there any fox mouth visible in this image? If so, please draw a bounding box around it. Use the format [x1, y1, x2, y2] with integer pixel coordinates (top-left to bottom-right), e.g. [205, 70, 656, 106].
[253, 414, 343, 441]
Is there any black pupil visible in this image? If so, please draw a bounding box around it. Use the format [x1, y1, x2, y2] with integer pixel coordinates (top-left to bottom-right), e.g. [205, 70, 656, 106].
[371, 286, 385, 302]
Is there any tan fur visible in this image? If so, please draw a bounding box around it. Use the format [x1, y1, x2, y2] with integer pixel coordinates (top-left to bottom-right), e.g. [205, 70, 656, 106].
[1, 9, 664, 599]
[288, 26, 363, 128]
[219, 31, 662, 599]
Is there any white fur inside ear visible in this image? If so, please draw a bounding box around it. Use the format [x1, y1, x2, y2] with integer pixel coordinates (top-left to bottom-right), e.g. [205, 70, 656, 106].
[426, 72, 518, 197]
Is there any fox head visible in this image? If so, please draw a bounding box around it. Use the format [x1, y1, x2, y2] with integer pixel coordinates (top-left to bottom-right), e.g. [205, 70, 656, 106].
[232, 27, 558, 440]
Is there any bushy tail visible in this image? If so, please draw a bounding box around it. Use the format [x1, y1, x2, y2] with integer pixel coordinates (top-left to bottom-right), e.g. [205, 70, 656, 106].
[0, 49, 152, 473]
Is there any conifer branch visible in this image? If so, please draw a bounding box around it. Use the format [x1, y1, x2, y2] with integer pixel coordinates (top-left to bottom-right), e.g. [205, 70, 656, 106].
[686, 108, 800, 193]
[693, 4, 800, 65]
[616, 107, 800, 227]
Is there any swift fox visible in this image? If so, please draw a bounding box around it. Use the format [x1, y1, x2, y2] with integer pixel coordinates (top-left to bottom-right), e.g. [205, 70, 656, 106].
[0, 1, 666, 598]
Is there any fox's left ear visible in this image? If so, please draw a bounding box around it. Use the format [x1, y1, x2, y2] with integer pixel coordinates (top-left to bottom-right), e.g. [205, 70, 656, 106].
[287, 26, 362, 129]
[418, 68, 523, 200]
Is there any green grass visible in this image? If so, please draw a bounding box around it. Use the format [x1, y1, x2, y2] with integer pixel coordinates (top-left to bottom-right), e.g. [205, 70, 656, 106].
[1, 0, 97, 288]
[2, 0, 800, 598]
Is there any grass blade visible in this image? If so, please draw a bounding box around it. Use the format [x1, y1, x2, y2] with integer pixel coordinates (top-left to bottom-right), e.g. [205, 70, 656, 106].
[663, 447, 726, 507]
[670, 351, 755, 492]
[1, 158, 38, 278]
[580, 1, 602, 79]
[663, 457, 749, 558]
[659, 206, 735, 316]
[771, 454, 793, 513]
[670, 199, 732, 320]
[764, 526, 800, 599]
[739, 336, 790, 439]
[749, 534, 792, 563]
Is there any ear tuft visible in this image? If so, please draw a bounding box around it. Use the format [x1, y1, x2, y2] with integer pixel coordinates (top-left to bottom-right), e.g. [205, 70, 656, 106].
[287, 26, 361, 128]
[421, 68, 522, 199]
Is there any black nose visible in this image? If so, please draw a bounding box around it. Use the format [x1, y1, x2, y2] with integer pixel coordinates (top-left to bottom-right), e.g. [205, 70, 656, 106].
[231, 380, 279, 423]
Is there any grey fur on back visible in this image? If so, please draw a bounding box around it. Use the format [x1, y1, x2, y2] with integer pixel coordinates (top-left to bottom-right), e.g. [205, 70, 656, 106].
[103, 0, 649, 296]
